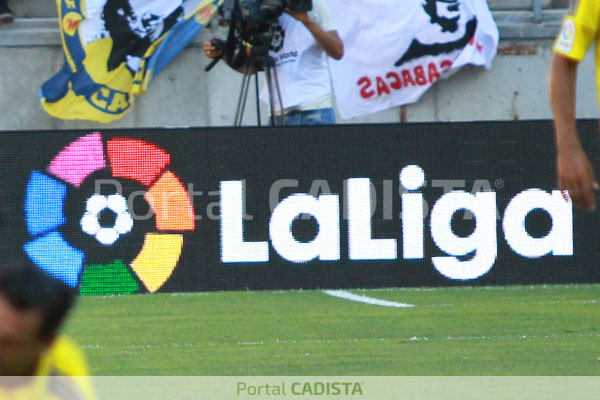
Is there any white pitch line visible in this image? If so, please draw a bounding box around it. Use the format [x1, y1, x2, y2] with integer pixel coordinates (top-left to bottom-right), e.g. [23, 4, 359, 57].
[81, 332, 600, 350]
[323, 290, 414, 308]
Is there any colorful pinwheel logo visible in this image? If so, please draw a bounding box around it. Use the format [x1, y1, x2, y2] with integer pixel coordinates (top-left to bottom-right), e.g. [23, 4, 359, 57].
[24, 133, 195, 295]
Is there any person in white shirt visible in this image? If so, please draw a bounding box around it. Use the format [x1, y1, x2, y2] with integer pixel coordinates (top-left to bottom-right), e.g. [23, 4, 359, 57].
[204, 0, 344, 125]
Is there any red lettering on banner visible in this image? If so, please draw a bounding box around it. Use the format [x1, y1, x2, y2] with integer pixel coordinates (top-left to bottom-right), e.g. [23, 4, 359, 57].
[469, 36, 484, 52]
[441, 60, 452, 72]
[402, 70, 415, 87]
[356, 60, 456, 99]
[428, 63, 440, 83]
[358, 77, 375, 99]
[414, 66, 428, 86]
[386, 72, 402, 90]
[376, 77, 391, 96]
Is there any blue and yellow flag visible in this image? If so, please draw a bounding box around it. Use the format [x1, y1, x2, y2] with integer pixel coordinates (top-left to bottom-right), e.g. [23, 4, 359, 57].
[40, 0, 222, 123]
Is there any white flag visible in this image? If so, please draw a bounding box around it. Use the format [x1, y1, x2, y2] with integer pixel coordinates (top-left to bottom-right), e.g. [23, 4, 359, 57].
[327, 0, 499, 120]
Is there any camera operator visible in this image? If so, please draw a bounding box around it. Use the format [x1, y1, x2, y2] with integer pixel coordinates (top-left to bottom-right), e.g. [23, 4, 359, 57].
[204, 0, 344, 125]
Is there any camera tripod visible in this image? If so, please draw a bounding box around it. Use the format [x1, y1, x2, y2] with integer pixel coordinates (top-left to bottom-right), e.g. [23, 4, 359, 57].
[204, 15, 288, 126]
[234, 54, 286, 127]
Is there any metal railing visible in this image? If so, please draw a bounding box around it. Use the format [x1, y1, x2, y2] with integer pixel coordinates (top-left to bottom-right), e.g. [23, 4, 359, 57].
[489, 0, 567, 24]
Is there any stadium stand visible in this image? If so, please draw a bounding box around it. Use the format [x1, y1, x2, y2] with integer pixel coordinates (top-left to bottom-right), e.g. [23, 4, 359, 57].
[2, 0, 592, 129]
[490, 0, 569, 39]
[0, 0, 570, 45]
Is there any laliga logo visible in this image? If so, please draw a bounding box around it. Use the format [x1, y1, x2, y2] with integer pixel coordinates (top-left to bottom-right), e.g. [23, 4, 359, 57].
[24, 133, 195, 294]
[220, 165, 573, 281]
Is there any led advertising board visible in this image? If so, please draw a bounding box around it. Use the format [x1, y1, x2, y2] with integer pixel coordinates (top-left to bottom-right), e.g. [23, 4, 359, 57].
[1, 121, 598, 294]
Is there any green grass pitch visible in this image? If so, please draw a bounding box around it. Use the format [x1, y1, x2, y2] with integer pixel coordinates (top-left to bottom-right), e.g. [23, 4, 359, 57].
[64, 284, 600, 375]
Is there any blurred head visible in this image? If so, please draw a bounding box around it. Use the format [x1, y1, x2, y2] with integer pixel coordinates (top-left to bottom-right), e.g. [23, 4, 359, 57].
[0, 258, 76, 376]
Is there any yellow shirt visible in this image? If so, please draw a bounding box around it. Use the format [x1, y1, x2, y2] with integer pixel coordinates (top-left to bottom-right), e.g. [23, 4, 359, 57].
[553, 0, 600, 102]
[0, 336, 95, 400]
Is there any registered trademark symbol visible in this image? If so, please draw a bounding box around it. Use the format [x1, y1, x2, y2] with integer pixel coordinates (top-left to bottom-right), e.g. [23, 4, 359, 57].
[495, 179, 505, 189]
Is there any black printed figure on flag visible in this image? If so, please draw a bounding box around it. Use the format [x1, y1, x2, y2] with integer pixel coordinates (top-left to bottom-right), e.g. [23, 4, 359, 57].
[327, 0, 498, 120]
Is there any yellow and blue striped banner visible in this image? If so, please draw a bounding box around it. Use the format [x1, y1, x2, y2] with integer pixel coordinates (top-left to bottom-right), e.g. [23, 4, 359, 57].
[40, 0, 221, 123]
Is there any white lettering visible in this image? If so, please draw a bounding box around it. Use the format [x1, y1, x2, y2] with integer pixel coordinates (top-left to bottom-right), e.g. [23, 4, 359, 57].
[503, 189, 573, 258]
[269, 194, 340, 263]
[400, 166, 425, 259]
[347, 178, 397, 260]
[220, 181, 269, 263]
[430, 191, 497, 280]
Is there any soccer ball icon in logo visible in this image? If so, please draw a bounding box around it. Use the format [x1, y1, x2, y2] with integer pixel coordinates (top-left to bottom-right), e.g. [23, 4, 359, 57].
[24, 133, 195, 295]
[80, 193, 134, 246]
